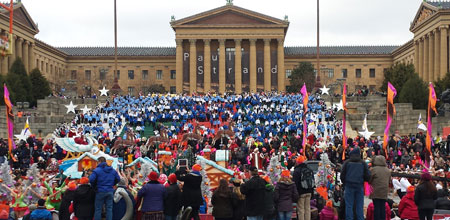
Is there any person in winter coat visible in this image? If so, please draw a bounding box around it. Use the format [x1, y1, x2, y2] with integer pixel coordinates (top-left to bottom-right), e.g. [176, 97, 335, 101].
[263, 177, 276, 220]
[435, 189, 450, 210]
[274, 170, 299, 220]
[340, 147, 370, 220]
[369, 155, 391, 220]
[240, 166, 266, 220]
[212, 179, 236, 220]
[137, 171, 166, 220]
[292, 156, 314, 220]
[112, 178, 135, 220]
[231, 179, 246, 220]
[30, 199, 52, 220]
[164, 174, 182, 220]
[59, 181, 77, 220]
[89, 157, 121, 220]
[73, 177, 96, 220]
[414, 172, 437, 220]
[319, 200, 337, 220]
[399, 186, 419, 220]
[176, 164, 203, 220]
[365, 202, 391, 220]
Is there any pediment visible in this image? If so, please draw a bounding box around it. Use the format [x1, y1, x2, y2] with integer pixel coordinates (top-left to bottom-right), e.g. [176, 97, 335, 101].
[172, 5, 288, 28]
[1, 3, 39, 33]
[410, 3, 438, 30]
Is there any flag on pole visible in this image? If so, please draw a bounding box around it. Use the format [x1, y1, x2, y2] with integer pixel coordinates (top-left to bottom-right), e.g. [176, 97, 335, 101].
[426, 83, 437, 154]
[300, 84, 308, 156]
[417, 113, 427, 131]
[382, 82, 397, 157]
[23, 117, 32, 138]
[4, 84, 16, 160]
[342, 83, 347, 160]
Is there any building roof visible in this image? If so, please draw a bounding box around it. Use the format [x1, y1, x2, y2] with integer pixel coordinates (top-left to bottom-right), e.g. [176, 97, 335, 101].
[427, 1, 450, 9]
[57, 45, 398, 57]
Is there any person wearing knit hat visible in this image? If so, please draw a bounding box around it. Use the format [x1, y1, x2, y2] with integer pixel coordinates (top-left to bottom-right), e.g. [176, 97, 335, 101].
[192, 164, 202, 172]
[296, 155, 305, 164]
[148, 171, 159, 181]
[137, 171, 165, 220]
[398, 186, 419, 220]
[79, 177, 89, 185]
[275, 169, 299, 220]
[414, 171, 437, 220]
[164, 174, 182, 220]
[176, 163, 203, 220]
[319, 200, 337, 220]
[73, 176, 96, 220]
[167, 174, 177, 184]
[293, 155, 314, 220]
[59, 181, 78, 220]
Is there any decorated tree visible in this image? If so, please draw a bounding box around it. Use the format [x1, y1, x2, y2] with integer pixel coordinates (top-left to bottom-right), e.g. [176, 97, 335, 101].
[0, 162, 14, 201]
[315, 153, 332, 187]
[266, 155, 281, 184]
[23, 164, 42, 205]
[196, 159, 212, 200]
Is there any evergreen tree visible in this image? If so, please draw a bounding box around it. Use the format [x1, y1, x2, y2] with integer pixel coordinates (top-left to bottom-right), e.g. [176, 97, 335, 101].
[266, 155, 281, 184]
[147, 84, 166, 94]
[6, 58, 32, 104]
[380, 63, 415, 102]
[287, 62, 315, 93]
[0, 74, 5, 105]
[0, 162, 14, 202]
[196, 159, 212, 200]
[23, 164, 42, 205]
[29, 68, 51, 107]
[139, 163, 153, 183]
[434, 72, 450, 109]
[399, 74, 428, 109]
[315, 153, 332, 187]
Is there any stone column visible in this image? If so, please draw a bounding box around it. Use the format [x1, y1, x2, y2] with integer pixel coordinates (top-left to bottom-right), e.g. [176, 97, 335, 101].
[234, 39, 242, 94]
[277, 38, 285, 92]
[249, 39, 257, 93]
[8, 35, 15, 68]
[263, 39, 271, 92]
[204, 39, 211, 93]
[434, 29, 440, 81]
[23, 40, 29, 73]
[1, 56, 7, 74]
[424, 36, 429, 82]
[219, 39, 226, 94]
[428, 33, 434, 82]
[175, 39, 183, 93]
[189, 39, 197, 94]
[29, 42, 35, 71]
[440, 25, 448, 79]
[15, 37, 22, 59]
[419, 38, 424, 79]
[414, 40, 419, 76]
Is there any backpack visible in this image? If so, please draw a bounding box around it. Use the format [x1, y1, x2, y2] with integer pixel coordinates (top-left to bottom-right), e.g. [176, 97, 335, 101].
[299, 167, 315, 190]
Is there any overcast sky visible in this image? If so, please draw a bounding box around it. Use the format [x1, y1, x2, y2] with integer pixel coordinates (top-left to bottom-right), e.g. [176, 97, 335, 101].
[21, 0, 423, 47]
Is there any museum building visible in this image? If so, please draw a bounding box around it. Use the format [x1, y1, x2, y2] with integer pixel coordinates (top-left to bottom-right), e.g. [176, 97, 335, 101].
[0, 1, 444, 95]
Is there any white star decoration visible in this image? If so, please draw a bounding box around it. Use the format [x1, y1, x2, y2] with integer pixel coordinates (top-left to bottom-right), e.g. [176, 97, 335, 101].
[319, 85, 330, 95]
[14, 130, 27, 141]
[334, 100, 344, 112]
[65, 101, 77, 114]
[81, 105, 91, 115]
[359, 129, 375, 140]
[99, 86, 109, 96]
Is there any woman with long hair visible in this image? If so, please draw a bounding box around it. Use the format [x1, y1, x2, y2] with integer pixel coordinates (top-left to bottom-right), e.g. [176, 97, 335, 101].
[274, 170, 299, 220]
[231, 179, 245, 220]
[212, 179, 235, 220]
[414, 172, 437, 220]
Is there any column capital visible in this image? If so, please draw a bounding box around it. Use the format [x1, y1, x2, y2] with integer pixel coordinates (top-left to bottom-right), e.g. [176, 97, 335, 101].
[432, 29, 438, 34]
[203, 39, 211, 45]
[439, 25, 448, 30]
[263, 38, 271, 44]
[16, 37, 23, 42]
[189, 39, 197, 44]
[218, 39, 226, 45]
[277, 38, 285, 44]
[426, 32, 431, 37]
[175, 39, 183, 45]
[249, 39, 257, 45]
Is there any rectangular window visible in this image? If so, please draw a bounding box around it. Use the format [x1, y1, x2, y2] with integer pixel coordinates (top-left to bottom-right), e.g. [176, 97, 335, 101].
[114, 70, 120, 79]
[341, 69, 347, 78]
[99, 69, 107, 80]
[355, 69, 362, 78]
[285, 69, 292, 78]
[128, 87, 134, 96]
[156, 70, 163, 80]
[128, 70, 134, 80]
[85, 70, 91, 80]
[71, 70, 77, 79]
[369, 68, 376, 78]
[327, 68, 334, 78]
[170, 70, 176, 79]
[142, 70, 149, 80]
[170, 86, 176, 94]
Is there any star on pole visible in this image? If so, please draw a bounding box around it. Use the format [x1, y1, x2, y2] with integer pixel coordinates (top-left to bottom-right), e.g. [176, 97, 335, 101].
[15, 130, 27, 141]
[334, 99, 344, 112]
[99, 86, 109, 96]
[65, 101, 77, 114]
[319, 85, 330, 95]
[81, 105, 91, 115]
[359, 129, 375, 140]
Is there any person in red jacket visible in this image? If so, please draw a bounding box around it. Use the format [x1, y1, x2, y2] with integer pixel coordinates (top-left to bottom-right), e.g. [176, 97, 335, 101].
[399, 186, 419, 220]
[366, 202, 391, 220]
[319, 200, 337, 220]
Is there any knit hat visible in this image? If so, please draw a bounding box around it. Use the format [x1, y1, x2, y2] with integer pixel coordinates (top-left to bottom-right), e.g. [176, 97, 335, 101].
[281, 170, 290, 178]
[421, 172, 432, 181]
[192, 164, 202, 172]
[326, 200, 333, 208]
[407, 186, 415, 193]
[296, 155, 306, 164]
[168, 174, 177, 184]
[349, 147, 360, 156]
[148, 171, 159, 181]
[80, 177, 89, 185]
[68, 181, 77, 191]
[263, 175, 271, 183]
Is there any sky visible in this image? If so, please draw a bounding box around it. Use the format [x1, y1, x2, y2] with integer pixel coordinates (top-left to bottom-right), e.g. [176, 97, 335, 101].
[21, 0, 423, 47]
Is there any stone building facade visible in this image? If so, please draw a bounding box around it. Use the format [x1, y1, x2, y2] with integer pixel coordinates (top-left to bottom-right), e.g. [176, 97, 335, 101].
[0, 1, 442, 96]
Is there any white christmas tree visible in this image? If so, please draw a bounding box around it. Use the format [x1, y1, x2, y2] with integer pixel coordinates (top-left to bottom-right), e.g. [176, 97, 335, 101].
[266, 155, 282, 184]
[139, 163, 153, 183]
[0, 162, 14, 201]
[23, 164, 42, 205]
[196, 159, 212, 200]
[315, 153, 332, 187]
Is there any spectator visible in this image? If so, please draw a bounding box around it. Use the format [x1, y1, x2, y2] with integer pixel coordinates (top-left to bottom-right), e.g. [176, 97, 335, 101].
[365, 202, 391, 220]
[435, 189, 450, 210]
[399, 186, 419, 220]
[319, 200, 337, 220]
[414, 172, 437, 220]
[212, 179, 236, 220]
[293, 156, 314, 220]
[241, 166, 266, 220]
[59, 181, 77, 220]
[22, 205, 37, 220]
[176, 164, 203, 220]
[369, 155, 391, 220]
[30, 199, 52, 220]
[137, 171, 166, 220]
[73, 177, 96, 220]
[89, 157, 121, 220]
[113, 178, 135, 220]
[164, 174, 181, 220]
[341, 147, 370, 220]
[263, 176, 276, 220]
[231, 179, 245, 220]
[274, 170, 299, 220]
